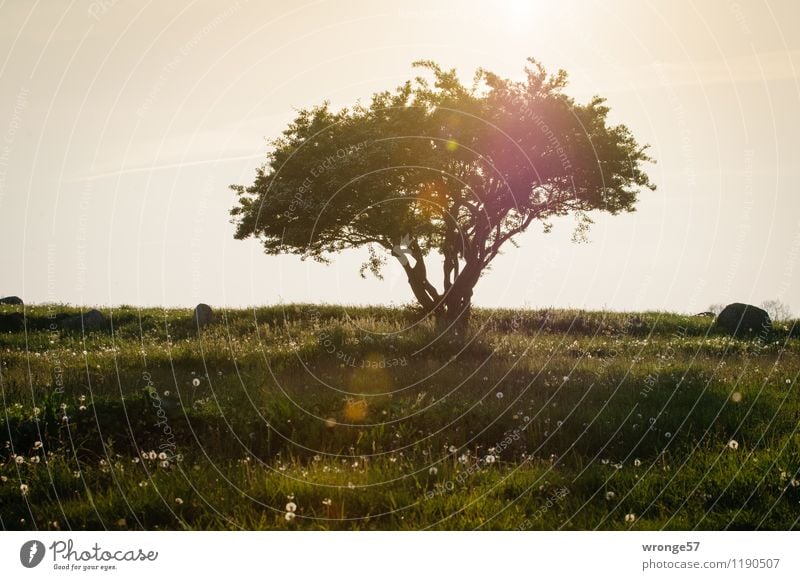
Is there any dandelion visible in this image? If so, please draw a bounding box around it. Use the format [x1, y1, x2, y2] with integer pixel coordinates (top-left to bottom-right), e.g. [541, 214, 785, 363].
[163, 391, 170, 397]
[148, 451, 157, 460]
[1, 475, 7, 482]
[192, 378, 201, 387]
[484, 455, 496, 464]
[786, 379, 792, 384]
[33, 407, 41, 416]
[624, 513, 636, 523]
[634, 459, 641, 467]
[284, 512, 296, 522]
[116, 518, 127, 527]
[665, 432, 672, 439]
[30, 456, 40, 464]
[79, 405, 87, 411]
[158, 452, 168, 460]
[728, 439, 739, 450]
[286, 501, 297, 513]
[458, 454, 469, 464]
[428, 467, 438, 475]
[175, 498, 184, 505]
[605, 491, 616, 500]
[322, 498, 332, 506]
[313, 455, 321, 462]
[15, 455, 24, 464]
[33, 441, 42, 449]
[449, 445, 457, 454]
[160, 461, 169, 468]
[496, 392, 504, 399]
[731, 392, 742, 403]
[20, 483, 29, 495]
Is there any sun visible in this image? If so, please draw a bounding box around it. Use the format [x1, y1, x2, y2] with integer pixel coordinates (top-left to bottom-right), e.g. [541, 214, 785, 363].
[507, 0, 535, 19]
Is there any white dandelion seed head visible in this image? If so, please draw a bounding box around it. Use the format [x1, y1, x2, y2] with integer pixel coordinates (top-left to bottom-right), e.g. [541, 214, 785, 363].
[496, 392, 503, 399]
[428, 467, 438, 475]
[192, 378, 201, 387]
[284, 511, 296, 522]
[634, 459, 642, 467]
[625, 513, 636, 523]
[485, 455, 496, 464]
[158, 452, 167, 460]
[728, 439, 739, 450]
[605, 491, 616, 500]
[286, 502, 297, 512]
[175, 497, 184, 505]
[20, 483, 29, 495]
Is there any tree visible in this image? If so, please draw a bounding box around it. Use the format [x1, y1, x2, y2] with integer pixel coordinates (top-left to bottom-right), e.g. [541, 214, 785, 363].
[761, 299, 792, 322]
[230, 59, 655, 328]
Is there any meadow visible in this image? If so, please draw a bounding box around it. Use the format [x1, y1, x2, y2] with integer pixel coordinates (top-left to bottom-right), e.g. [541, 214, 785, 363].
[1, 303, 798, 530]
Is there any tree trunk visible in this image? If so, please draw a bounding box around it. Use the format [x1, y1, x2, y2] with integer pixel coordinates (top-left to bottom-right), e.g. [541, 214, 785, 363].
[433, 282, 474, 336]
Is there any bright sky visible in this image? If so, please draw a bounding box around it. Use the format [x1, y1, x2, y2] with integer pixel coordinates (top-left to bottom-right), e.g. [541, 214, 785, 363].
[1, 0, 798, 314]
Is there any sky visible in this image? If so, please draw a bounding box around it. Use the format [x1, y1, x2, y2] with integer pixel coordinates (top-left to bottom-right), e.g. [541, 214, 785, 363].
[0, 0, 798, 314]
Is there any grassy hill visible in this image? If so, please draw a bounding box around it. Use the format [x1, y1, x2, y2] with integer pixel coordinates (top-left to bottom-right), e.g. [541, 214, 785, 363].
[1, 304, 798, 530]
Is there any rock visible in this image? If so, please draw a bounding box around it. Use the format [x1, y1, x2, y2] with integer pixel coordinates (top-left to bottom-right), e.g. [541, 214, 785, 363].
[716, 303, 771, 337]
[0, 312, 24, 332]
[693, 312, 715, 318]
[192, 303, 214, 328]
[62, 309, 107, 331]
[0, 296, 23, 305]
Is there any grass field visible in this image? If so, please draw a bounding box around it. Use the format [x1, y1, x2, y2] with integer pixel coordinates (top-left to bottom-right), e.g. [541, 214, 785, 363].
[1, 303, 798, 530]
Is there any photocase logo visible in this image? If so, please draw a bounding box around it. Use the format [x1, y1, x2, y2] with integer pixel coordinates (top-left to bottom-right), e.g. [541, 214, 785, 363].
[19, 540, 46, 568]
[392, 234, 413, 266]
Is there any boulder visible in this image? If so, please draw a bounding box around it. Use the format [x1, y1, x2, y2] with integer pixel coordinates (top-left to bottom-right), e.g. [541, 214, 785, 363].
[716, 303, 771, 337]
[0, 296, 23, 305]
[0, 312, 24, 332]
[62, 309, 107, 331]
[192, 303, 214, 328]
[693, 312, 715, 318]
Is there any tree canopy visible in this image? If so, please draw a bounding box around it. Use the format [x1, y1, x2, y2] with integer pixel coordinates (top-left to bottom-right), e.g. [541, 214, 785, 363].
[230, 58, 655, 326]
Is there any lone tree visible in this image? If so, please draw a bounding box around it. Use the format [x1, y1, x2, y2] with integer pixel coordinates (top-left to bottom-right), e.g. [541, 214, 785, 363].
[230, 59, 655, 327]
